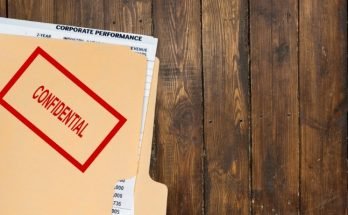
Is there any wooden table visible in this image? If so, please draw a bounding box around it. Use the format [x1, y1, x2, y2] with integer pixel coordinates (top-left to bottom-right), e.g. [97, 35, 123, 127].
[1, 0, 347, 214]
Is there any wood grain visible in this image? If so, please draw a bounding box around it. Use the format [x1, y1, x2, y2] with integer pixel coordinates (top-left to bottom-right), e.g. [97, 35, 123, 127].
[52, 0, 152, 39]
[299, 0, 348, 214]
[151, 0, 204, 214]
[8, 0, 54, 22]
[103, 0, 152, 35]
[53, 0, 105, 29]
[202, 0, 250, 213]
[0, 0, 6, 17]
[250, 0, 299, 214]
[4, 1, 348, 214]
[9, 0, 152, 34]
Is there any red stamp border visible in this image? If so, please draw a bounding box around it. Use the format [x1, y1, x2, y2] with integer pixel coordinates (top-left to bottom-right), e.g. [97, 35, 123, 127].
[0, 47, 127, 173]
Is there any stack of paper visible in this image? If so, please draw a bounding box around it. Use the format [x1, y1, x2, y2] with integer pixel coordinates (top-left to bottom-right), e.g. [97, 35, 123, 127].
[0, 18, 167, 215]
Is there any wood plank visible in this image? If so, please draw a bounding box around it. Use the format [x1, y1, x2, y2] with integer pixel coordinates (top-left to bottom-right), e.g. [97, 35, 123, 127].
[9, 0, 152, 34]
[8, 0, 54, 22]
[53, 0, 105, 29]
[8, 0, 105, 30]
[299, 0, 348, 214]
[151, 0, 204, 214]
[53, 0, 152, 35]
[202, 0, 250, 213]
[103, 0, 152, 35]
[0, 0, 6, 17]
[250, 0, 299, 214]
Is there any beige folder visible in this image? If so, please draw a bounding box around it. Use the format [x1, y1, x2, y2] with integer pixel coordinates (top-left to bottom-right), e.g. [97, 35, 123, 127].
[0, 34, 146, 214]
[135, 58, 168, 214]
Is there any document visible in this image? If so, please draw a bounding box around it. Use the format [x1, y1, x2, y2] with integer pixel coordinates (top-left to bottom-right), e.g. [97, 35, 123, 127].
[0, 18, 167, 215]
[0, 34, 147, 214]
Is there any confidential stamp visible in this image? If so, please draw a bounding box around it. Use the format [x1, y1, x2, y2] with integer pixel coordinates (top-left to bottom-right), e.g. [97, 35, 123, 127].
[0, 47, 127, 172]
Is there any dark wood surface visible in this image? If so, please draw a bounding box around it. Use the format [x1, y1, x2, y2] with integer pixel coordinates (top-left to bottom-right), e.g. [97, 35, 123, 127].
[250, 0, 299, 214]
[0, 0, 5, 17]
[2, 0, 347, 214]
[299, 0, 347, 214]
[152, 0, 204, 214]
[202, 0, 250, 214]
